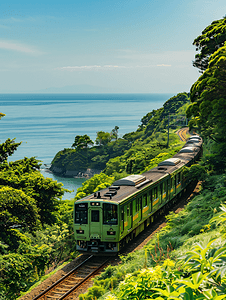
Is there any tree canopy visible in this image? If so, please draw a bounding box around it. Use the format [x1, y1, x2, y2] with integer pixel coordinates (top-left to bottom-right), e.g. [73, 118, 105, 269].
[95, 131, 111, 146]
[187, 44, 226, 143]
[193, 17, 226, 71]
[111, 126, 119, 140]
[72, 134, 94, 150]
[0, 138, 21, 163]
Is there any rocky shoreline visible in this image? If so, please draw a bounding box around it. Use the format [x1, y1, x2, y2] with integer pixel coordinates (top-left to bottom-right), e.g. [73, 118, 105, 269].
[49, 165, 102, 178]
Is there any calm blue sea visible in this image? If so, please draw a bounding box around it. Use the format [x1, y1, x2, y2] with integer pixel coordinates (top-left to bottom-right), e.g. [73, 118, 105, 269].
[0, 93, 173, 199]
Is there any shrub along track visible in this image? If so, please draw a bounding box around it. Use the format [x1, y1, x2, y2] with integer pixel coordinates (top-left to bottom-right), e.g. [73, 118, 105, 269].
[20, 181, 200, 300]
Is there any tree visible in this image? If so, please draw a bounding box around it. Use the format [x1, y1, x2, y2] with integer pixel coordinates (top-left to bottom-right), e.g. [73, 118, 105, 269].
[72, 134, 94, 150]
[193, 17, 226, 71]
[111, 126, 119, 140]
[0, 138, 21, 163]
[187, 44, 226, 144]
[95, 131, 111, 146]
[0, 186, 41, 249]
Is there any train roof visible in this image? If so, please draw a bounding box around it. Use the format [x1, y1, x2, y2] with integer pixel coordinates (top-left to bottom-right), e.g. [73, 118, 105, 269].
[188, 135, 202, 141]
[76, 158, 187, 204]
[75, 136, 202, 205]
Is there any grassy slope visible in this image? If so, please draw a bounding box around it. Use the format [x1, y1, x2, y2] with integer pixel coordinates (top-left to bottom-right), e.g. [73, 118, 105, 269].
[79, 163, 226, 300]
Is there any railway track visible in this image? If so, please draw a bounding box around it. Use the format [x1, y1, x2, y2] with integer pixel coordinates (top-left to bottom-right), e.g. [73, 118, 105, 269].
[32, 255, 109, 300]
[177, 127, 189, 141]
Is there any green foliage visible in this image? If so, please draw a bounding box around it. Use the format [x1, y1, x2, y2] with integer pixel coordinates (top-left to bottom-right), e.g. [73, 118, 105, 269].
[183, 164, 207, 182]
[0, 138, 74, 297]
[0, 157, 65, 225]
[0, 186, 41, 250]
[96, 131, 111, 146]
[111, 125, 119, 140]
[193, 17, 226, 71]
[0, 138, 21, 163]
[72, 134, 94, 150]
[99, 238, 226, 300]
[188, 40, 226, 172]
[79, 285, 105, 300]
[188, 44, 226, 145]
[143, 92, 189, 137]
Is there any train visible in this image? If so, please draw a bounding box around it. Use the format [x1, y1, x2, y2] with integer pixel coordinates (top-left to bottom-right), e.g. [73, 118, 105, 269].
[73, 135, 202, 254]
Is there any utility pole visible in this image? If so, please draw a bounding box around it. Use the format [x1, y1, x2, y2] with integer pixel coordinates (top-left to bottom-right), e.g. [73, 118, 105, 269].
[167, 113, 170, 148]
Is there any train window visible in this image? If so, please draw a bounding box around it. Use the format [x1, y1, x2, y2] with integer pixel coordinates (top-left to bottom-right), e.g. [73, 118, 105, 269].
[91, 210, 99, 222]
[103, 204, 118, 225]
[74, 203, 88, 224]
[154, 187, 157, 199]
[143, 194, 147, 206]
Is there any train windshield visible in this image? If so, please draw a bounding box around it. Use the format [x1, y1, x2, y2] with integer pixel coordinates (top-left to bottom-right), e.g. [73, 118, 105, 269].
[103, 204, 118, 225]
[74, 203, 88, 224]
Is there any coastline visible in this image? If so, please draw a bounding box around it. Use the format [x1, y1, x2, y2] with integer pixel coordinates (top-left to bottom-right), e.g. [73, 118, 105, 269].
[49, 165, 102, 178]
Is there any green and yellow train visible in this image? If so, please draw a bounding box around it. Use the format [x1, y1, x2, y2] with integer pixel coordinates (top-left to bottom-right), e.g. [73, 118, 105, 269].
[73, 135, 202, 254]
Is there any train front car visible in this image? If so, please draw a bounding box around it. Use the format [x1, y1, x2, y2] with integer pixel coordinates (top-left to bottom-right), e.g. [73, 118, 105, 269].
[74, 195, 119, 254]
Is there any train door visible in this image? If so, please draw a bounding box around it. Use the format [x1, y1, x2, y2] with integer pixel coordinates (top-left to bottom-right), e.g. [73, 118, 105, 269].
[149, 190, 153, 212]
[167, 179, 170, 201]
[175, 175, 177, 194]
[128, 202, 133, 229]
[139, 197, 142, 221]
[120, 207, 124, 234]
[152, 186, 158, 211]
[89, 207, 102, 238]
[160, 183, 163, 204]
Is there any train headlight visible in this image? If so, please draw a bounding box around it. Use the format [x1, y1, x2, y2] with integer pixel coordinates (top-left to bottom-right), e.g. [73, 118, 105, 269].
[76, 230, 84, 234]
[107, 231, 116, 235]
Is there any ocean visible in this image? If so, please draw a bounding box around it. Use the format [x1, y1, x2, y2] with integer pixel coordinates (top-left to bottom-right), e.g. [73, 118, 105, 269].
[0, 93, 174, 199]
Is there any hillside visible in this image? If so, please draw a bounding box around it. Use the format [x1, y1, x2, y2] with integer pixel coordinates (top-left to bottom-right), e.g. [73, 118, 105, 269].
[50, 92, 190, 177]
[77, 16, 226, 300]
[0, 92, 190, 300]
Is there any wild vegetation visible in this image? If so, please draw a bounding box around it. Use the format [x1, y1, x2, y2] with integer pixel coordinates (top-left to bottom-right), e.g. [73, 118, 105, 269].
[0, 137, 77, 299]
[1, 15, 226, 300]
[77, 16, 226, 300]
[0, 92, 189, 299]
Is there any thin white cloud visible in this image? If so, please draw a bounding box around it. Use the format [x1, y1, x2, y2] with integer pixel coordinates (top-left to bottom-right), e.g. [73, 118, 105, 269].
[0, 40, 43, 54]
[157, 64, 172, 67]
[56, 65, 127, 71]
[55, 64, 172, 71]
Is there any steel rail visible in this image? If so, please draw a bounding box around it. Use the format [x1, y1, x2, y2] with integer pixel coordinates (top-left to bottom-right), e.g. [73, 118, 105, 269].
[32, 255, 93, 300]
[58, 258, 109, 299]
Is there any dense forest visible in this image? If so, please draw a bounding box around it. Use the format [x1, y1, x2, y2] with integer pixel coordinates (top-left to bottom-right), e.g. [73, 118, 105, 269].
[0, 16, 226, 300]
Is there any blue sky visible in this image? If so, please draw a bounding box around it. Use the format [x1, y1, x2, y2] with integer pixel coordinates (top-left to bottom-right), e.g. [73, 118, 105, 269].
[0, 0, 226, 93]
